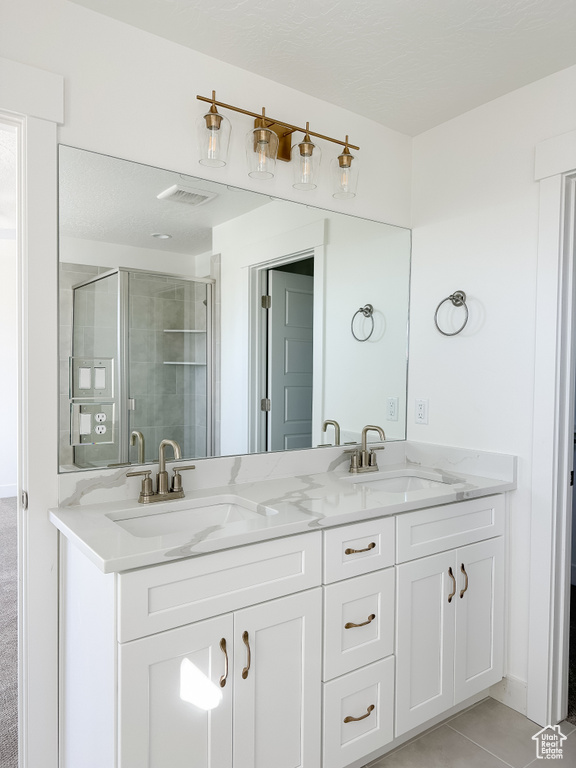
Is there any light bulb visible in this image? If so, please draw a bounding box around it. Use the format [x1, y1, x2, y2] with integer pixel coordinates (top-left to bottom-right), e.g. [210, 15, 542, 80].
[256, 140, 269, 174]
[207, 128, 219, 161]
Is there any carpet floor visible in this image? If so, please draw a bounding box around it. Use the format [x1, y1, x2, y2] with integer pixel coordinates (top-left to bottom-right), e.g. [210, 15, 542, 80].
[0, 496, 18, 767]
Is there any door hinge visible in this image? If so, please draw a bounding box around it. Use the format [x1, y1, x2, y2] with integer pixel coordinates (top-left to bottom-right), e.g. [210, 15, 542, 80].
[21, 490, 29, 510]
[571, 471, 574, 487]
[261, 295, 271, 309]
[260, 398, 271, 412]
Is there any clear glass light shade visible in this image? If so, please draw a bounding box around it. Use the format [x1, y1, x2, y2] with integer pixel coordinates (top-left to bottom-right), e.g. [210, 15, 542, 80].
[245, 126, 279, 179]
[197, 110, 231, 168]
[331, 150, 359, 199]
[291, 138, 321, 191]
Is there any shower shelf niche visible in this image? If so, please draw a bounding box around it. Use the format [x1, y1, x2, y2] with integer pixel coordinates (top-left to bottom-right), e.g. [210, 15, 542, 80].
[163, 329, 207, 333]
[163, 329, 207, 366]
[163, 361, 206, 366]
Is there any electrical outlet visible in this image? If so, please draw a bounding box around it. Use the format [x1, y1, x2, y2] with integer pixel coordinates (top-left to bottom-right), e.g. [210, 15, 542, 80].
[387, 396, 399, 421]
[415, 399, 429, 424]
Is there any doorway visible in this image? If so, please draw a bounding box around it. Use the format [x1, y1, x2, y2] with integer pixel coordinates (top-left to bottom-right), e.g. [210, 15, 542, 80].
[0, 118, 19, 767]
[252, 253, 315, 453]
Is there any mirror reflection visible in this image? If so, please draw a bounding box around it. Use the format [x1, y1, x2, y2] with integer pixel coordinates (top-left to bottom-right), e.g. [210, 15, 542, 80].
[58, 146, 411, 472]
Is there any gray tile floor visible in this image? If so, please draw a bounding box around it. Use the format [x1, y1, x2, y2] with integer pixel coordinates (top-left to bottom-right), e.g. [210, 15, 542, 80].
[367, 698, 576, 767]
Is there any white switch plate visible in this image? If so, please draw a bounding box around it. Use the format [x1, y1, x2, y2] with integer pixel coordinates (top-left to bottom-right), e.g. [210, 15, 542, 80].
[415, 399, 429, 424]
[387, 397, 399, 421]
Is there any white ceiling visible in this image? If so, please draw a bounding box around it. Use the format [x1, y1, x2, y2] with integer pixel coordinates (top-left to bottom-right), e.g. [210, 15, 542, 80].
[71, 0, 576, 135]
[59, 146, 270, 255]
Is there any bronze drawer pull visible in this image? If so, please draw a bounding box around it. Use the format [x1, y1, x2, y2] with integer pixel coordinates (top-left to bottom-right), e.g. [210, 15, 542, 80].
[241, 631, 251, 679]
[448, 567, 456, 603]
[219, 638, 228, 687]
[345, 542, 376, 555]
[344, 704, 375, 723]
[345, 614, 376, 629]
[460, 563, 469, 598]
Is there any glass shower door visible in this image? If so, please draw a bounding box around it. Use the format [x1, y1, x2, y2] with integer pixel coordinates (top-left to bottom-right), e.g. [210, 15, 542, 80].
[127, 272, 212, 463]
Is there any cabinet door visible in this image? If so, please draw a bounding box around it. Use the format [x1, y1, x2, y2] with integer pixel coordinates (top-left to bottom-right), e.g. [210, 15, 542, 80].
[454, 537, 504, 703]
[233, 588, 322, 768]
[119, 613, 233, 768]
[395, 551, 456, 736]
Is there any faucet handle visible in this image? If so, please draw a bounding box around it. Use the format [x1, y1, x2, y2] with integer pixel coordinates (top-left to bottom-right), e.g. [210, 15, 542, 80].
[126, 470, 154, 502]
[171, 465, 196, 493]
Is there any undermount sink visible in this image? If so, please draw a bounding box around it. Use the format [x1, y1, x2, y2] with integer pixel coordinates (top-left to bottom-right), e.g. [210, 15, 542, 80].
[107, 494, 279, 539]
[342, 469, 458, 494]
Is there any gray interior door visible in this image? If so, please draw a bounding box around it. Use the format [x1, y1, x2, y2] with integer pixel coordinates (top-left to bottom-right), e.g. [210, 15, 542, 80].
[267, 270, 314, 451]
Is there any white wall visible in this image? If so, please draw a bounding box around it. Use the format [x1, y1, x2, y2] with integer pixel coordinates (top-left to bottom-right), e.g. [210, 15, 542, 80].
[409, 65, 576, 692]
[0, 0, 411, 229]
[0, 239, 18, 497]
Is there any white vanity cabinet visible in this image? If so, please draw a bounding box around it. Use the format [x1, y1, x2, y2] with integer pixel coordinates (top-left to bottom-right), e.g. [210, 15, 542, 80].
[321, 517, 396, 768]
[395, 496, 505, 736]
[119, 588, 322, 768]
[60, 531, 322, 768]
[58, 489, 508, 768]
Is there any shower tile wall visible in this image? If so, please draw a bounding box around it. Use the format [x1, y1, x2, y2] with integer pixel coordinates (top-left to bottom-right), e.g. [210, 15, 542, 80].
[128, 273, 208, 463]
[59, 262, 111, 468]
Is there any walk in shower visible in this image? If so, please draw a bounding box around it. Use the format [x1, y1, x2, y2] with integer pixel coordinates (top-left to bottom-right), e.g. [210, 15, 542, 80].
[67, 268, 213, 469]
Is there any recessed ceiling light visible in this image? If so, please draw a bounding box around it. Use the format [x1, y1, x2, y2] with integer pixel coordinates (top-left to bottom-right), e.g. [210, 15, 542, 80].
[151, 233, 172, 239]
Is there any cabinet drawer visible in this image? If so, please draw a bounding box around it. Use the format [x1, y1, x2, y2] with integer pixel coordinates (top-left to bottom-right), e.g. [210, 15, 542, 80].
[396, 495, 504, 563]
[323, 569, 394, 681]
[117, 532, 322, 642]
[323, 517, 395, 584]
[323, 657, 394, 768]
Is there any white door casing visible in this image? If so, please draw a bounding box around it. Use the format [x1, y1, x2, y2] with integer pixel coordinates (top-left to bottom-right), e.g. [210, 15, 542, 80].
[0, 56, 64, 768]
[529, 129, 576, 726]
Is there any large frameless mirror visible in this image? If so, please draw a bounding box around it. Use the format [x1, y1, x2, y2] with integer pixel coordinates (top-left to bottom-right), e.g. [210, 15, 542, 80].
[58, 145, 411, 472]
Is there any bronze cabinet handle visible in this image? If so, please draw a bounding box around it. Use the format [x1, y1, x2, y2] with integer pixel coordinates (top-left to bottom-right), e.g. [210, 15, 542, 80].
[219, 638, 229, 687]
[241, 631, 251, 679]
[460, 563, 469, 598]
[345, 542, 376, 555]
[448, 567, 456, 603]
[344, 704, 375, 723]
[345, 614, 376, 629]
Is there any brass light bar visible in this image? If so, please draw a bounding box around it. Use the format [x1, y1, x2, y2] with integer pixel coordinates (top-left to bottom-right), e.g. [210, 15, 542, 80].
[196, 93, 359, 163]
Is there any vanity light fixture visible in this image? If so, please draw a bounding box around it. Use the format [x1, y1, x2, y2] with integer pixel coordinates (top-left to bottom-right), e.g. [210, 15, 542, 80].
[196, 92, 359, 196]
[197, 91, 231, 168]
[331, 137, 359, 199]
[292, 123, 321, 191]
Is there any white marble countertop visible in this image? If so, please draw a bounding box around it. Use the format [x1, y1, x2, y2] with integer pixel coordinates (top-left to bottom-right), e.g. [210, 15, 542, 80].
[50, 446, 516, 573]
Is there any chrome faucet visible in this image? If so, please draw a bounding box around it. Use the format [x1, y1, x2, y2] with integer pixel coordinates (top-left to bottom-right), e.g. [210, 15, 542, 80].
[127, 439, 195, 503]
[130, 430, 145, 464]
[157, 439, 182, 495]
[347, 424, 386, 473]
[322, 419, 341, 446]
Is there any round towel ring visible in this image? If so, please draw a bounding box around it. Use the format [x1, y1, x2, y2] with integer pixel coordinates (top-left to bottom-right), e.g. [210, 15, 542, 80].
[351, 304, 374, 342]
[434, 291, 468, 336]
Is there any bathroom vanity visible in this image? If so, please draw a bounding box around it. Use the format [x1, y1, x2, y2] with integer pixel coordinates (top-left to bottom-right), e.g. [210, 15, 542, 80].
[51, 442, 515, 768]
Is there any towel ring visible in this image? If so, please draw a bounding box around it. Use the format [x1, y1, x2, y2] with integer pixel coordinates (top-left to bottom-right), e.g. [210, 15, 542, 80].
[434, 291, 468, 336]
[351, 304, 374, 342]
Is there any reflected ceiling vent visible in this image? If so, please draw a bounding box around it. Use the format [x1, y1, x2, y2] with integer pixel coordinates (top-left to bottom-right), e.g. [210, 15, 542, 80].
[156, 184, 217, 207]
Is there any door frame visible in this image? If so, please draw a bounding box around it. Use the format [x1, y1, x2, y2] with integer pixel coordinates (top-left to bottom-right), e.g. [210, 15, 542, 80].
[528, 129, 576, 726]
[0, 57, 64, 768]
[248, 247, 326, 453]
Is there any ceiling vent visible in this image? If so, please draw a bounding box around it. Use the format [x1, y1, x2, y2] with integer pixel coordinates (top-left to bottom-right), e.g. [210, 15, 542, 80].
[156, 184, 217, 207]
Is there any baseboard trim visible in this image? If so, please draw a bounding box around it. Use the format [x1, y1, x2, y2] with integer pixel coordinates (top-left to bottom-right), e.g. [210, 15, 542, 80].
[490, 674, 527, 716]
[0, 484, 17, 499]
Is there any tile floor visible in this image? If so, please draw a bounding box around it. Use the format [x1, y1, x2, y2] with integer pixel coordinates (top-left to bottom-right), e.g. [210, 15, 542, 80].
[366, 697, 576, 767]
